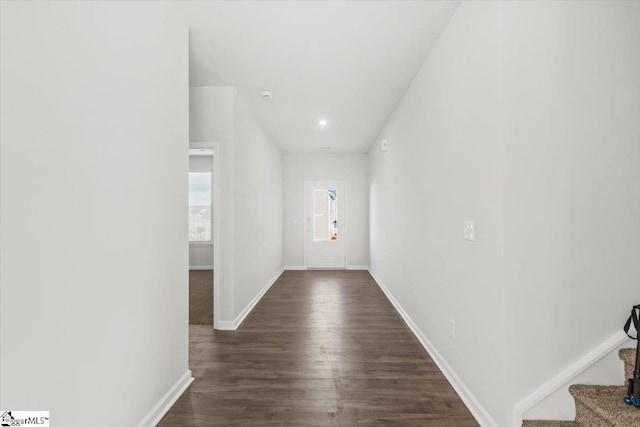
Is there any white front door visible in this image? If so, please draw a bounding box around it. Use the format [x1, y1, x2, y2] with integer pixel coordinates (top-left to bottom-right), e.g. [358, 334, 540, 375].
[305, 182, 346, 269]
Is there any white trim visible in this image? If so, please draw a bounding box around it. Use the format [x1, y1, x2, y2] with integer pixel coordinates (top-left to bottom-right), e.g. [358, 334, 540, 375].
[346, 265, 369, 270]
[189, 266, 214, 271]
[189, 148, 214, 156]
[188, 142, 220, 330]
[368, 269, 499, 427]
[216, 319, 236, 330]
[136, 370, 193, 427]
[513, 330, 630, 427]
[283, 266, 369, 271]
[189, 241, 214, 246]
[212, 142, 221, 330]
[216, 267, 284, 330]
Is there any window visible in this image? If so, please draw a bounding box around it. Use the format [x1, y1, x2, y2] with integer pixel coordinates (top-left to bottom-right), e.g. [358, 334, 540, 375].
[188, 173, 211, 242]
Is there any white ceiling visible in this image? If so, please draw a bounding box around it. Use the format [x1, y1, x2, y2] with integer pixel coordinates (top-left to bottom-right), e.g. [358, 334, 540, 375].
[176, 1, 460, 153]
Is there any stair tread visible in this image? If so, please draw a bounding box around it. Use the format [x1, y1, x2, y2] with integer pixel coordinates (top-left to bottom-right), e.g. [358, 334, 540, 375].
[522, 420, 577, 427]
[620, 347, 636, 366]
[569, 384, 640, 425]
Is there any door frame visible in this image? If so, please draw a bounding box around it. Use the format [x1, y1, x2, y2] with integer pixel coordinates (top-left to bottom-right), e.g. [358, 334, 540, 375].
[212, 142, 220, 329]
[188, 142, 220, 329]
[304, 181, 348, 269]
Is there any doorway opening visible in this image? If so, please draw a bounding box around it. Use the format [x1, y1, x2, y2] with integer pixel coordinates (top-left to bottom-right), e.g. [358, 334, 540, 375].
[305, 181, 346, 269]
[188, 148, 214, 326]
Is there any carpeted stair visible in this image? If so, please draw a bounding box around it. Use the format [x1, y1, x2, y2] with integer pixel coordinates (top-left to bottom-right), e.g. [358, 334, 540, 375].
[523, 348, 639, 426]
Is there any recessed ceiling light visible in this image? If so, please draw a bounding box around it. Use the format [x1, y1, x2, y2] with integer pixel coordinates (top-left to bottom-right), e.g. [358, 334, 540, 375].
[261, 91, 273, 100]
[317, 118, 328, 128]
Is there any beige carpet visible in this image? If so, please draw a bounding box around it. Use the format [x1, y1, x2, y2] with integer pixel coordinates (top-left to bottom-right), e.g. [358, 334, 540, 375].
[189, 270, 213, 325]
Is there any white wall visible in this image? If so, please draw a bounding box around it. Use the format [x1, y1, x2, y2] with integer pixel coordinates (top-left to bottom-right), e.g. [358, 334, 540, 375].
[283, 154, 369, 268]
[501, 1, 640, 422]
[189, 155, 214, 269]
[190, 87, 234, 144]
[369, 1, 640, 425]
[0, 2, 189, 426]
[369, 2, 506, 424]
[232, 91, 283, 317]
[190, 87, 283, 324]
[189, 87, 235, 321]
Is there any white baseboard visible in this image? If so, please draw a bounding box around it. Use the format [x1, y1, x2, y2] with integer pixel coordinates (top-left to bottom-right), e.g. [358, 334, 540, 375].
[284, 265, 370, 271]
[189, 266, 214, 270]
[346, 265, 369, 270]
[368, 269, 499, 427]
[136, 370, 193, 427]
[216, 319, 236, 330]
[216, 267, 284, 330]
[513, 330, 630, 426]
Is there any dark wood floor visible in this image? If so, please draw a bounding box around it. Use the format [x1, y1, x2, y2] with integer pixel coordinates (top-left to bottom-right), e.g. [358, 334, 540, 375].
[190, 270, 213, 325]
[159, 270, 478, 426]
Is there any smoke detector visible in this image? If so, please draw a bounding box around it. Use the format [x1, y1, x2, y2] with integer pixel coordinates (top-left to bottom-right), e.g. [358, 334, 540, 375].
[261, 91, 273, 100]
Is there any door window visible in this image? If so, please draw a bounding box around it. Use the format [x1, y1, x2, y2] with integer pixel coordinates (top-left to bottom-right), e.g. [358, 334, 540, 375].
[313, 189, 338, 241]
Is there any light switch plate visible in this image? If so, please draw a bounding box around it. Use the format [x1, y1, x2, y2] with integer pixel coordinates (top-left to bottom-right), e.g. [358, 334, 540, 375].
[464, 220, 475, 241]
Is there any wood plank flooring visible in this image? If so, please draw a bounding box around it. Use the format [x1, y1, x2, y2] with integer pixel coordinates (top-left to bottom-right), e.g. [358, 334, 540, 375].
[159, 270, 479, 426]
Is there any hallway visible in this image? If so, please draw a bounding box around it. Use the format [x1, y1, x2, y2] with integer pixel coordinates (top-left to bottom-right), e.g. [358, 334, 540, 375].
[159, 271, 478, 426]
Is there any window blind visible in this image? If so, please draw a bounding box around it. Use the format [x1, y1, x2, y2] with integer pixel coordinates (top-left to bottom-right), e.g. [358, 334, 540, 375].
[188, 173, 211, 242]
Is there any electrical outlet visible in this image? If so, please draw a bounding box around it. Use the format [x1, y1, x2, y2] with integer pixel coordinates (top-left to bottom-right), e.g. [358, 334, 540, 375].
[449, 319, 456, 340]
